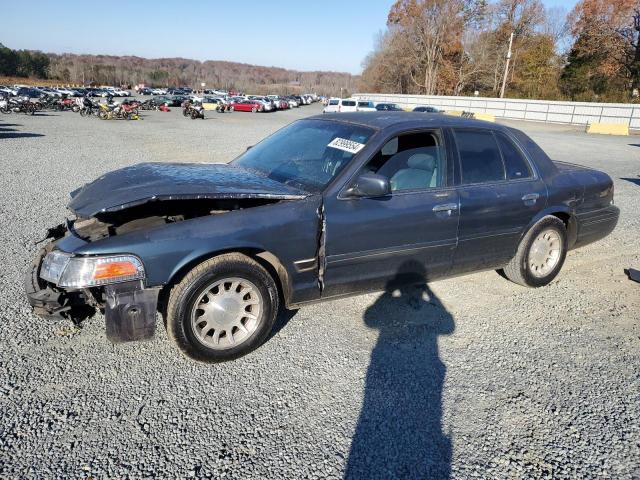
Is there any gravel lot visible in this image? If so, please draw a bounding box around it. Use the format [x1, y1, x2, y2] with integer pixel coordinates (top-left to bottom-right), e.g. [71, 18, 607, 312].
[0, 106, 639, 479]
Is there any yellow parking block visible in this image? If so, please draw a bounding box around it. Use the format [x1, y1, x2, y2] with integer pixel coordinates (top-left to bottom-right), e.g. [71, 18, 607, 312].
[586, 123, 629, 136]
[472, 112, 496, 122]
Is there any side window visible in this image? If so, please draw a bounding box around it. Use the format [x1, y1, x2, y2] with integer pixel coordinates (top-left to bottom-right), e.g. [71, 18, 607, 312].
[454, 129, 505, 184]
[363, 132, 446, 192]
[495, 132, 532, 180]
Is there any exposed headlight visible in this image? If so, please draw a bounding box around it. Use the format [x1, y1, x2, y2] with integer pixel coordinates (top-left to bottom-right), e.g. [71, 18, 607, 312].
[40, 251, 145, 288]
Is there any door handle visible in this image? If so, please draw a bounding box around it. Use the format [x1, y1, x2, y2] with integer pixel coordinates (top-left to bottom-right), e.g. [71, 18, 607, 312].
[522, 193, 539, 205]
[433, 203, 458, 213]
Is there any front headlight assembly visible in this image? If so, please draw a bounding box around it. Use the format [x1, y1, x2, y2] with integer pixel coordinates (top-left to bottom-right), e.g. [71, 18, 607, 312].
[40, 251, 145, 288]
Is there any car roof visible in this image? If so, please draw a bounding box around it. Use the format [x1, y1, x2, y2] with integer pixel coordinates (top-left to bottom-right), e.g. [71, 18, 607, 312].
[311, 112, 506, 131]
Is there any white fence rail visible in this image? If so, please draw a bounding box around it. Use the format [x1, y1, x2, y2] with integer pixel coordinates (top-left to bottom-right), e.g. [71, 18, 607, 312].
[352, 93, 640, 130]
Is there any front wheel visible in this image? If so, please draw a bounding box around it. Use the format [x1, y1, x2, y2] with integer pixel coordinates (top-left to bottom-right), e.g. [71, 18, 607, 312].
[165, 253, 279, 363]
[501, 215, 567, 287]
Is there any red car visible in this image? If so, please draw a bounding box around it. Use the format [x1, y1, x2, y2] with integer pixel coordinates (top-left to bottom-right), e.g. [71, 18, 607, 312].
[230, 100, 264, 113]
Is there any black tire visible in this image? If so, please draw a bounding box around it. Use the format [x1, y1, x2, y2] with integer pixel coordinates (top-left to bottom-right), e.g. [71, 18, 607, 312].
[501, 215, 567, 287]
[166, 253, 280, 362]
[191, 110, 198, 119]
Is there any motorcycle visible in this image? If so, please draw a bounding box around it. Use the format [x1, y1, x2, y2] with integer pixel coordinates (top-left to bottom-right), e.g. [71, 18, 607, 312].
[121, 100, 140, 116]
[182, 100, 205, 119]
[139, 99, 159, 111]
[56, 97, 76, 111]
[79, 97, 100, 117]
[1, 96, 36, 115]
[98, 101, 139, 120]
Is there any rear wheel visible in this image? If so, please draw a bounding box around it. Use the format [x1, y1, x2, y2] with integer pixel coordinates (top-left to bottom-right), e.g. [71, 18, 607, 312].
[166, 253, 279, 362]
[501, 215, 567, 287]
[251, 106, 257, 113]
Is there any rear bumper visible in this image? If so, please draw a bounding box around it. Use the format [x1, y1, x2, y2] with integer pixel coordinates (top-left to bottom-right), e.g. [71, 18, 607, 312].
[574, 205, 620, 249]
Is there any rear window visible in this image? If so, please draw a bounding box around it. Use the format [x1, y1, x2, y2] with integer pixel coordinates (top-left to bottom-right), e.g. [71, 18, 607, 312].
[329, 99, 339, 105]
[454, 129, 505, 184]
[342, 100, 356, 106]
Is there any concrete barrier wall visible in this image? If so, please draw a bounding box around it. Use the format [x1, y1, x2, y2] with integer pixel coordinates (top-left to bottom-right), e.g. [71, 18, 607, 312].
[352, 93, 640, 130]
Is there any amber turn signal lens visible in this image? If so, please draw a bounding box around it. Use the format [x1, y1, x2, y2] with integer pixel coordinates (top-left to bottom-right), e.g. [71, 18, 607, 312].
[93, 261, 139, 280]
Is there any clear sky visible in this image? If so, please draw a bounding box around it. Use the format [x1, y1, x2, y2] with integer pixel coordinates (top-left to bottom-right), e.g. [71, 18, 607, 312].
[1, 0, 579, 75]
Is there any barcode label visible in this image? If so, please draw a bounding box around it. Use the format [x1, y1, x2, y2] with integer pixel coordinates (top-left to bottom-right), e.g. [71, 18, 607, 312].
[327, 137, 366, 154]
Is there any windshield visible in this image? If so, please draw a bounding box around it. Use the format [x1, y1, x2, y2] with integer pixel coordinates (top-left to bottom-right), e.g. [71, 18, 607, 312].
[232, 119, 374, 193]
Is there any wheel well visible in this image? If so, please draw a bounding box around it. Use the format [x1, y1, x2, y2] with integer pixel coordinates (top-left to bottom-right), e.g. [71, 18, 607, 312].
[552, 212, 578, 248]
[156, 249, 290, 319]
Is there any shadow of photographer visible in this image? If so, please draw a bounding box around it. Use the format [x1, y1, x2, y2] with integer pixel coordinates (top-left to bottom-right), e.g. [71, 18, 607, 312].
[345, 260, 455, 480]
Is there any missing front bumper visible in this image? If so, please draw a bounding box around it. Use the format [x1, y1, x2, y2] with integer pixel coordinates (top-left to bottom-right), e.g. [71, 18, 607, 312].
[104, 281, 160, 343]
[25, 245, 160, 343]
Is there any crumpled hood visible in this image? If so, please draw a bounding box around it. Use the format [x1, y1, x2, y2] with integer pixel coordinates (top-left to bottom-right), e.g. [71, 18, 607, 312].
[68, 162, 306, 217]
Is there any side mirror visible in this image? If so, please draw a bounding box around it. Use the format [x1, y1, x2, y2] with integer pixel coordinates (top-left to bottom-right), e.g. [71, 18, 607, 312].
[344, 173, 391, 198]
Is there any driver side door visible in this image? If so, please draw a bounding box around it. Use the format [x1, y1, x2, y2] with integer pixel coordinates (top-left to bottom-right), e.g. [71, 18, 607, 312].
[322, 129, 460, 297]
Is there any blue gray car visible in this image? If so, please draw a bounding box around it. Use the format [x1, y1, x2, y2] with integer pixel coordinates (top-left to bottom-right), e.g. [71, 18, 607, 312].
[26, 113, 619, 362]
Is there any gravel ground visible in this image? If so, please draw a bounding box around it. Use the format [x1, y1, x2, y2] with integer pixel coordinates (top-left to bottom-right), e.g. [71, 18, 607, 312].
[0, 106, 639, 479]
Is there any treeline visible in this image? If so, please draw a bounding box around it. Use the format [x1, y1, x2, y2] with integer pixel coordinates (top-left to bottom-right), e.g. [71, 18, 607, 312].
[0, 43, 50, 79]
[0, 44, 357, 96]
[360, 0, 640, 103]
[47, 53, 356, 95]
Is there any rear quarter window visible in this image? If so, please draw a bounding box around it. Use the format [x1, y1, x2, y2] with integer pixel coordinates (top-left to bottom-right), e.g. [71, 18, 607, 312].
[329, 100, 339, 105]
[495, 132, 532, 180]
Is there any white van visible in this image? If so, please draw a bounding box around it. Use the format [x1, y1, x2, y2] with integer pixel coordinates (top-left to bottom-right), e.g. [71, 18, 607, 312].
[323, 98, 358, 113]
[356, 100, 376, 112]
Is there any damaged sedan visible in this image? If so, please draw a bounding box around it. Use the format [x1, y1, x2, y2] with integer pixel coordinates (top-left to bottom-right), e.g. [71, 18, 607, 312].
[26, 113, 619, 362]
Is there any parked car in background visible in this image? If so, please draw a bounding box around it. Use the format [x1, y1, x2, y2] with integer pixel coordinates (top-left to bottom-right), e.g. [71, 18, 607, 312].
[376, 103, 405, 111]
[150, 95, 173, 106]
[323, 98, 357, 113]
[356, 100, 376, 112]
[201, 97, 229, 111]
[285, 96, 299, 108]
[230, 99, 264, 112]
[248, 96, 274, 111]
[323, 98, 340, 112]
[15, 87, 44, 99]
[151, 88, 167, 95]
[55, 87, 78, 97]
[26, 113, 619, 363]
[139, 87, 153, 95]
[413, 105, 443, 113]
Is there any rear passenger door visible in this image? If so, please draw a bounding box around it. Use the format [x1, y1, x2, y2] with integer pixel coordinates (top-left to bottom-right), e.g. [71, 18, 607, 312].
[450, 128, 547, 273]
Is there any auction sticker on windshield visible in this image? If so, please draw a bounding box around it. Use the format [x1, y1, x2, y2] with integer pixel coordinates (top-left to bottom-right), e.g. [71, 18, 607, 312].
[327, 137, 366, 155]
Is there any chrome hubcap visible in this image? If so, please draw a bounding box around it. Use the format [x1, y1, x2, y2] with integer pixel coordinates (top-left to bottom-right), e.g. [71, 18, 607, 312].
[191, 277, 262, 350]
[529, 229, 562, 278]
